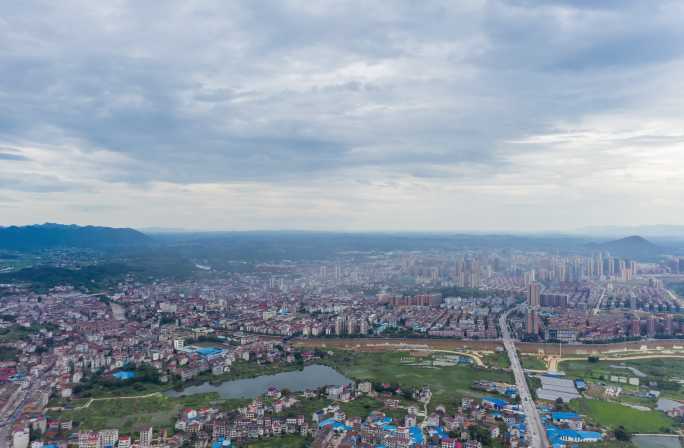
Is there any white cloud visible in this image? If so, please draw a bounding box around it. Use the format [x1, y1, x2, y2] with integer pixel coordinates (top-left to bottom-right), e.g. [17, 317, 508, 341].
[1, 0, 684, 230]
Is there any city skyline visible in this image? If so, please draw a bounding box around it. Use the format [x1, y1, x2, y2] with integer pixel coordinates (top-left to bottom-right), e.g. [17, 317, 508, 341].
[2, 1, 684, 231]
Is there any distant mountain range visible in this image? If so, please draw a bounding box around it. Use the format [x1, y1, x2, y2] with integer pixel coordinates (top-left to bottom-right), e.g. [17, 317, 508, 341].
[577, 225, 684, 238]
[586, 235, 663, 259]
[0, 223, 674, 260]
[0, 223, 151, 251]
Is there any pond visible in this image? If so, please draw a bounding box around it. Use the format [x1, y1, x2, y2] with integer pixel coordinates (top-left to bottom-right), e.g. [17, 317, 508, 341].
[165, 364, 351, 399]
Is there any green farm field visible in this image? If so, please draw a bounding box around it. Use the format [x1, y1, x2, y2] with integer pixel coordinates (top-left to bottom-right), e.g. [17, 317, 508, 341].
[245, 435, 309, 448]
[47, 393, 248, 435]
[569, 399, 675, 434]
[323, 350, 514, 413]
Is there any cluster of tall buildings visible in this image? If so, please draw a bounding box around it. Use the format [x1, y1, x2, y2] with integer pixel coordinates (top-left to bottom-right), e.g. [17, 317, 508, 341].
[452, 258, 482, 288]
[333, 315, 369, 336]
[526, 282, 542, 335]
[532, 254, 636, 283]
[319, 264, 344, 281]
[630, 314, 676, 337]
[524, 279, 681, 340]
[539, 293, 569, 308]
[380, 293, 443, 307]
[665, 256, 684, 274]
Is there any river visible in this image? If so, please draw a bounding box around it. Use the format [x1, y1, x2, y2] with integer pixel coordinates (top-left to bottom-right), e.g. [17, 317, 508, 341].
[165, 364, 351, 399]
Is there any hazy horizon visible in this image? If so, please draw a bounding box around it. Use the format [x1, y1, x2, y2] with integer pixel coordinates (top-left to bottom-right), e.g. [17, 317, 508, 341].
[7, 222, 684, 240]
[2, 1, 684, 231]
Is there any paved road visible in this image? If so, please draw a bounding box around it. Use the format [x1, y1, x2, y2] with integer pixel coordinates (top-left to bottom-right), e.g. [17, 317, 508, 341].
[593, 288, 606, 315]
[500, 306, 549, 448]
[666, 289, 684, 308]
[0, 361, 55, 445]
[0, 382, 31, 445]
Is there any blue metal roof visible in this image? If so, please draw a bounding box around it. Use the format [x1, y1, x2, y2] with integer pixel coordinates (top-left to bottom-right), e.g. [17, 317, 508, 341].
[409, 425, 424, 444]
[551, 412, 580, 420]
[483, 397, 508, 407]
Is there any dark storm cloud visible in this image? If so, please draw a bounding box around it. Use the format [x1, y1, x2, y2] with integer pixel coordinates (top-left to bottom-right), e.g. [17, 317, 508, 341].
[0, 0, 683, 186]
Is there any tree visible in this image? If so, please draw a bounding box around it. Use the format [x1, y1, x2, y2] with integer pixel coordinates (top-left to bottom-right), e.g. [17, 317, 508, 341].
[554, 397, 565, 411]
[587, 356, 599, 363]
[469, 426, 492, 446]
[614, 426, 631, 442]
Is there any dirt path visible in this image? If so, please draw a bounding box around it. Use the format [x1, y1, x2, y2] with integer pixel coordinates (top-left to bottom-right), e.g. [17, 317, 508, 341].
[395, 347, 486, 367]
[549, 354, 684, 372]
[47, 392, 164, 411]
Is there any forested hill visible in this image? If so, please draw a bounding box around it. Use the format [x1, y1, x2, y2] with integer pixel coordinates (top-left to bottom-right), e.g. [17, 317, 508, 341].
[0, 223, 151, 251]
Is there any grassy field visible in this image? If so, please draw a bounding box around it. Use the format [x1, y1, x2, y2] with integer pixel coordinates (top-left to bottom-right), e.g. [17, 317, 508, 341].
[47, 393, 249, 434]
[336, 395, 409, 422]
[482, 351, 511, 369]
[283, 393, 411, 423]
[48, 394, 178, 434]
[245, 435, 309, 447]
[0, 324, 38, 343]
[323, 350, 514, 413]
[337, 396, 384, 417]
[559, 358, 684, 400]
[560, 359, 627, 383]
[560, 358, 684, 381]
[620, 358, 684, 381]
[520, 355, 546, 370]
[569, 399, 675, 434]
[280, 397, 329, 419]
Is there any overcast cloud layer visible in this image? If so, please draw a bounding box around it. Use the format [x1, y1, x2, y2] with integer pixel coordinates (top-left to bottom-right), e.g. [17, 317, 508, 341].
[1, 0, 684, 231]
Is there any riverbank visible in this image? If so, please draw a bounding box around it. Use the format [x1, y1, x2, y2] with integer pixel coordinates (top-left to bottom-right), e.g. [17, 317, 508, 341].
[293, 337, 684, 356]
[68, 359, 321, 400]
[165, 364, 350, 399]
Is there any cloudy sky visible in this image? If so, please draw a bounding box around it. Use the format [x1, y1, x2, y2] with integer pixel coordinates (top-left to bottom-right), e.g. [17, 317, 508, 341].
[2, 0, 684, 231]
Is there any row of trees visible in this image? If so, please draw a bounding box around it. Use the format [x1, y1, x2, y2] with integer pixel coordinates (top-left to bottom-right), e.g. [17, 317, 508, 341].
[73, 363, 162, 396]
